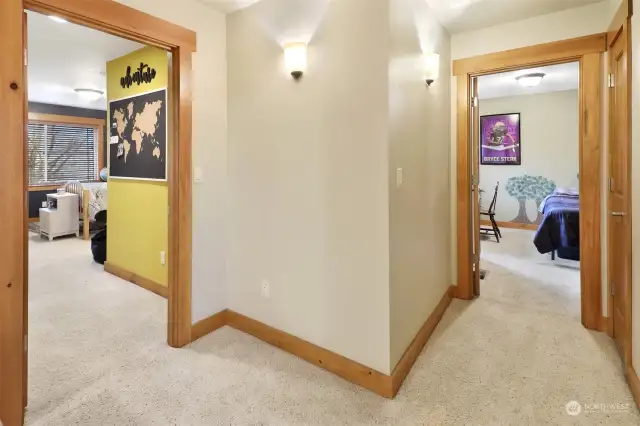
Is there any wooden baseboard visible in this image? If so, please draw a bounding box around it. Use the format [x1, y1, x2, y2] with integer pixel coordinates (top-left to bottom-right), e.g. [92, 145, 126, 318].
[390, 286, 453, 396]
[186, 287, 454, 399]
[104, 262, 168, 298]
[480, 219, 538, 231]
[627, 365, 640, 411]
[28, 217, 39, 223]
[226, 310, 393, 397]
[191, 309, 228, 342]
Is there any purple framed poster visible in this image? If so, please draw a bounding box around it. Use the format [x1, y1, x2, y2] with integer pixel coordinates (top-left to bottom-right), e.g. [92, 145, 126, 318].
[480, 113, 521, 165]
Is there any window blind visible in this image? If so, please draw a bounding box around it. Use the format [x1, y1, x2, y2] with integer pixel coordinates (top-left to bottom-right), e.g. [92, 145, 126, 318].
[27, 122, 98, 185]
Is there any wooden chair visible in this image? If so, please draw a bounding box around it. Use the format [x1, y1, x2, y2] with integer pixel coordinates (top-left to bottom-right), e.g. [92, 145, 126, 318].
[480, 182, 502, 243]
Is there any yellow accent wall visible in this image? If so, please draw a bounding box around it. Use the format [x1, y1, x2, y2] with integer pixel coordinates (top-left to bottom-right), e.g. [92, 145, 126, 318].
[106, 47, 169, 286]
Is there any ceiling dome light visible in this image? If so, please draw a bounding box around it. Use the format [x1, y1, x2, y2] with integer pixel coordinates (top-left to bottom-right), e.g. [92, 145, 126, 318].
[74, 88, 104, 101]
[49, 16, 68, 24]
[516, 73, 545, 87]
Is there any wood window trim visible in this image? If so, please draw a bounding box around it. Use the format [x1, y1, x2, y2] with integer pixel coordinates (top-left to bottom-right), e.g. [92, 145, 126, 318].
[28, 112, 105, 128]
[452, 35, 606, 333]
[27, 184, 62, 192]
[1, 0, 196, 423]
[27, 112, 105, 180]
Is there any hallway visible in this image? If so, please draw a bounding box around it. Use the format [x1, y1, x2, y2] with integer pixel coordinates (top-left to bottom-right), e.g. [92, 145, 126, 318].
[25, 230, 639, 425]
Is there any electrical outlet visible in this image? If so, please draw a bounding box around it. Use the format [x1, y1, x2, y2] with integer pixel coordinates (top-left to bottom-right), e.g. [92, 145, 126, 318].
[261, 280, 270, 298]
[160, 251, 166, 265]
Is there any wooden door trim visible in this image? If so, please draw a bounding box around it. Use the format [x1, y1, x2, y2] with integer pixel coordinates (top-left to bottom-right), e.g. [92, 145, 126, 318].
[453, 34, 607, 76]
[456, 75, 473, 300]
[1, 1, 27, 423]
[22, 0, 196, 349]
[607, 0, 632, 45]
[607, 14, 633, 371]
[454, 37, 604, 330]
[2, 0, 195, 423]
[579, 52, 603, 331]
[25, 0, 196, 51]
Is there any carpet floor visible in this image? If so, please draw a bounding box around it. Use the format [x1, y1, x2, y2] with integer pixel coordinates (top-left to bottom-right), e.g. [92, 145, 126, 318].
[25, 230, 639, 425]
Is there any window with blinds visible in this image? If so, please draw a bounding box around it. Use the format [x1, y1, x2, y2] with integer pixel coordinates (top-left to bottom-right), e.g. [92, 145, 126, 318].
[27, 122, 98, 185]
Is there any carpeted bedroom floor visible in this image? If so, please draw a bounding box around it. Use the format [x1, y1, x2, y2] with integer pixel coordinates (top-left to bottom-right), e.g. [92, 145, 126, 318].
[25, 230, 639, 425]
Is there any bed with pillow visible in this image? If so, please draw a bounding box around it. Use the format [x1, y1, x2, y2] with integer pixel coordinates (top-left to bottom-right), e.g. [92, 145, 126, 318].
[64, 181, 108, 240]
[533, 187, 580, 261]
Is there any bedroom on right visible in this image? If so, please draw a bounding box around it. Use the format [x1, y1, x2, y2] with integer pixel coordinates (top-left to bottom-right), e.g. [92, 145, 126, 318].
[476, 61, 581, 321]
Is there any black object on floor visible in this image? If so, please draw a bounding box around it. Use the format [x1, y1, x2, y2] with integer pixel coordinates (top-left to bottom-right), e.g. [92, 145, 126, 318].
[480, 270, 488, 280]
[91, 210, 107, 264]
[91, 230, 106, 264]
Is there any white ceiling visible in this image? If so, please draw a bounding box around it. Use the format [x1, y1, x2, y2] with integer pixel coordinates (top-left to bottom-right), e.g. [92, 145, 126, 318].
[424, 0, 603, 33]
[197, 0, 263, 13]
[478, 62, 579, 100]
[199, 0, 604, 34]
[27, 11, 143, 110]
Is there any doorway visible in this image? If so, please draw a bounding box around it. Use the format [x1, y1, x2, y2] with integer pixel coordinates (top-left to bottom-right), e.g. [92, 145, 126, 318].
[473, 62, 582, 321]
[0, 1, 195, 425]
[452, 34, 605, 330]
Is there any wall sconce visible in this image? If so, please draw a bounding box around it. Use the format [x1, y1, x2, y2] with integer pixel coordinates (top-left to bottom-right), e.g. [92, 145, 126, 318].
[423, 52, 440, 87]
[284, 42, 307, 81]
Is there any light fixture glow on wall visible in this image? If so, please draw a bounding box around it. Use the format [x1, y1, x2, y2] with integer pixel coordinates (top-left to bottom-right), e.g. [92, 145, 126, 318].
[284, 42, 307, 81]
[515, 72, 545, 87]
[49, 16, 68, 24]
[423, 53, 440, 87]
[74, 88, 104, 101]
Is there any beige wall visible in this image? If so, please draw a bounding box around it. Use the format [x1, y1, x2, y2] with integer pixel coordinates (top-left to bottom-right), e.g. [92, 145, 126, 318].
[478, 91, 580, 224]
[227, 0, 392, 374]
[388, 0, 451, 369]
[115, 0, 228, 322]
[451, 0, 618, 60]
[631, 5, 640, 377]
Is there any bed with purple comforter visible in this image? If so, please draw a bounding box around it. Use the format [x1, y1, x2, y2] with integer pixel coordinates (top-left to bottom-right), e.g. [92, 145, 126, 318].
[533, 193, 580, 261]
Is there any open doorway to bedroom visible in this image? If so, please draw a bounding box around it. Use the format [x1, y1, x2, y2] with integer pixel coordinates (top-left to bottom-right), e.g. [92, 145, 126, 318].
[453, 36, 604, 333]
[23, 10, 173, 424]
[476, 62, 582, 321]
[1, 0, 194, 423]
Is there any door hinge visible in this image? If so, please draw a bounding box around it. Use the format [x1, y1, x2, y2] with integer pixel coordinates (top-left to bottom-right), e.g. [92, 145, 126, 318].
[471, 96, 478, 107]
[609, 177, 614, 192]
[610, 283, 615, 296]
[608, 74, 614, 88]
[24, 48, 27, 66]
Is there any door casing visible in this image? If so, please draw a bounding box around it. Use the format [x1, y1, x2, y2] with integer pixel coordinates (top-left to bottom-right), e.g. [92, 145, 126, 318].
[606, 5, 633, 370]
[1, 1, 196, 425]
[452, 34, 606, 332]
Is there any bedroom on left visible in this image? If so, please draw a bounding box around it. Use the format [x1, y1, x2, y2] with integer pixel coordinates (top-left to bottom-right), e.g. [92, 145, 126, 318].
[474, 62, 583, 322]
[22, 10, 171, 423]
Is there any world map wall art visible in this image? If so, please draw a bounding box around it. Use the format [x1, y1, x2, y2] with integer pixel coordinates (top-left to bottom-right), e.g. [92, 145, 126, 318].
[480, 113, 521, 166]
[109, 88, 167, 181]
